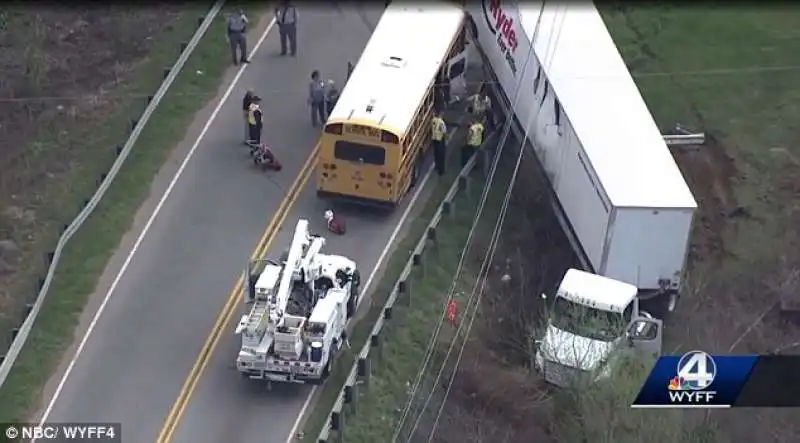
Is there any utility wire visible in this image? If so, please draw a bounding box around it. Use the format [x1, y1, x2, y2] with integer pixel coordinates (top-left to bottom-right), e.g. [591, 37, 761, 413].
[406, 6, 566, 440]
[427, 116, 525, 442]
[391, 3, 548, 441]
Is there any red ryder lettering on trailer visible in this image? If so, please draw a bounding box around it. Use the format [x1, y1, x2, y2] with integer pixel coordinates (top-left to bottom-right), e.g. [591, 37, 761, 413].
[483, 0, 519, 75]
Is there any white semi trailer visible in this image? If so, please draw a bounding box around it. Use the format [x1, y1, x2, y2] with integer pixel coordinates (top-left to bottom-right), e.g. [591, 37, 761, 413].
[465, 1, 697, 384]
[467, 0, 697, 311]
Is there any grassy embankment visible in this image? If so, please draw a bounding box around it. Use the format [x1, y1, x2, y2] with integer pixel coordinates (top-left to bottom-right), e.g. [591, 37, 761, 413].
[0, 5, 263, 422]
[301, 150, 514, 441]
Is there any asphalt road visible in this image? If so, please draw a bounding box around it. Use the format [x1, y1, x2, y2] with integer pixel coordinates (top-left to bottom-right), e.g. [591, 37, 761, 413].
[41, 5, 391, 443]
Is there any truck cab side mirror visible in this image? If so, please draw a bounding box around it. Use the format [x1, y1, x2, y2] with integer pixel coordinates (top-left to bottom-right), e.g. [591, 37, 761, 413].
[626, 317, 663, 356]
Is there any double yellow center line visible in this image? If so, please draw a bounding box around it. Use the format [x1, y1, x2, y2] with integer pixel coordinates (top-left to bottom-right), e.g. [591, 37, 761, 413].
[156, 144, 319, 443]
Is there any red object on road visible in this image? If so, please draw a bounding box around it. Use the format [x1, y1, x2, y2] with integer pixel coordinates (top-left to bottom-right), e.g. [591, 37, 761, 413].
[447, 299, 458, 325]
[252, 143, 282, 171]
[324, 210, 346, 235]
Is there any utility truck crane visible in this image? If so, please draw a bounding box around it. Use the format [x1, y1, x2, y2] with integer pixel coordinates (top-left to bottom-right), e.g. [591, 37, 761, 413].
[234, 219, 361, 384]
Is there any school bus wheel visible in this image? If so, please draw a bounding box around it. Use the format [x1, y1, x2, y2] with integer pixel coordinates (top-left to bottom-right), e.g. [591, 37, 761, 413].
[410, 153, 423, 189]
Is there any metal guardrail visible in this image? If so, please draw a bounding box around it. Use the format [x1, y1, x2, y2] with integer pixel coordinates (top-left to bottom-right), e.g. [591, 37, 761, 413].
[0, 0, 226, 389]
[315, 152, 480, 443]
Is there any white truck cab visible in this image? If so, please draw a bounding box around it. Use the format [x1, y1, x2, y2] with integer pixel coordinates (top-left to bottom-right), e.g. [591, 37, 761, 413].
[535, 269, 663, 387]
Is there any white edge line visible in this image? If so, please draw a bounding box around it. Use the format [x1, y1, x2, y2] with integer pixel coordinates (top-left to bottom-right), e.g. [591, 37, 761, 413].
[284, 133, 448, 443]
[36, 18, 277, 428]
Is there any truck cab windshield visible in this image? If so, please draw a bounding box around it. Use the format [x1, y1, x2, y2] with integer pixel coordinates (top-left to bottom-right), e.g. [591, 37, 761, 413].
[550, 296, 627, 342]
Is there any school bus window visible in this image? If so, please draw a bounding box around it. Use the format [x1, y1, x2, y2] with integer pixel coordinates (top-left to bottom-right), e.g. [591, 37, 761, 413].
[345, 124, 381, 139]
[381, 131, 399, 144]
[334, 141, 386, 166]
[325, 123, 343, 135]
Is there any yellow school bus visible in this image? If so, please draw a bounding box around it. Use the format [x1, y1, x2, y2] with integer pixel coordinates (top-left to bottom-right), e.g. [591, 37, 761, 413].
[317, 2, 469, 209]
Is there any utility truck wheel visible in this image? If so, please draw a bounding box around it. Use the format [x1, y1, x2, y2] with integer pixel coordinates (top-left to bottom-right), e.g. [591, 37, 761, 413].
[279, 249, 289, 263]
[322, 347, 334, 379]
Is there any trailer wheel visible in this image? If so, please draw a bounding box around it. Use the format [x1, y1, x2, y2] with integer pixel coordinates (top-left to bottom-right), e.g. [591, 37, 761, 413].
[667, 293, 678, 313]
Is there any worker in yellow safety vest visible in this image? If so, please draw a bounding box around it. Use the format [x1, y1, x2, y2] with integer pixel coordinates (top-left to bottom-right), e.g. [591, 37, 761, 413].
[431, 112, 447, 176]
[247, 96, 263, 146]
[462, 119, 484, 166]
[468, 86, 494, 129]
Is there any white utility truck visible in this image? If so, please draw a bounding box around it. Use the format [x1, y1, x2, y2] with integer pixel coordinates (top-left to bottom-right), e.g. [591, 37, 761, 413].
[235, 219, 361, 384]
[465, 1, 697, 383]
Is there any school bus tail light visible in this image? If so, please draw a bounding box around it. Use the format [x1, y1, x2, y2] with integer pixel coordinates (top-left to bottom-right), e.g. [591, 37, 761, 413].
[322, 163, 337, 170]
[325, 124, 343, 135]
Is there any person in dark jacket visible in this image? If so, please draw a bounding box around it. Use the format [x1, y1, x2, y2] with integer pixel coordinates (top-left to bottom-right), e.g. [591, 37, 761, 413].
[242, 90, 255, 144]
[274, 1, 298, 56]
[325, 80, 340, 115]
[309, 70, 326, 126]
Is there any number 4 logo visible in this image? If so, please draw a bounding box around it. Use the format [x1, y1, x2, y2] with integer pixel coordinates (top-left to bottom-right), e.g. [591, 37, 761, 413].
[677, 350, 717, 390]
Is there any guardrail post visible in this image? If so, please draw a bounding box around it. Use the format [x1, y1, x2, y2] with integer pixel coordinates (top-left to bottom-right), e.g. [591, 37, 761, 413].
[163, 67, 171, 79]
[458, 175, 470, 198]
[130, 118, 139, 132]
[11, 328, 19, 340]
[370, 332, 382, 361]
[397, 281, 409, 306]
[344, 384, 358, 413]
[331, 411, 344, 442]
[180, 41, 188, 53]
[412, 253, 424, 277]
[357, 356, 371, 387]
[427, 226, 437, 251]
[24, 303, 33, 317]
[442, 200, 454, 218]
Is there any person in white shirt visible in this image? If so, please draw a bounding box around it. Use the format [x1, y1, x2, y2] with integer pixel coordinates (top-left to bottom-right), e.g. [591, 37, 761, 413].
[274, 1, 298, 56]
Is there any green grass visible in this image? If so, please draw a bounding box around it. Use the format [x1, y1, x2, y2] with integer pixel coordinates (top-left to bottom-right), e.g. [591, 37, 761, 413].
[301, 151, 514, 442]
[0, 5, 265, 422]
[600, 6, 800, 262]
